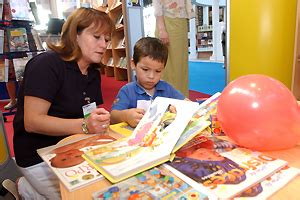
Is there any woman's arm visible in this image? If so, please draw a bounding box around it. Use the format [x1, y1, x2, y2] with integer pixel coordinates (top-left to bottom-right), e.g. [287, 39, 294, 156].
[24, 96, 110, 136]
[153, 0, 169, 44]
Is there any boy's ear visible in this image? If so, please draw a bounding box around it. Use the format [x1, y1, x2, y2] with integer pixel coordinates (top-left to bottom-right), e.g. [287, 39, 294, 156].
[130, 59, 136, 70]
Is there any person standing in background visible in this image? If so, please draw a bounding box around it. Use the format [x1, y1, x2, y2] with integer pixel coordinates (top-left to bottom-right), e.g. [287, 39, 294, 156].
[153, 0, 194, 97]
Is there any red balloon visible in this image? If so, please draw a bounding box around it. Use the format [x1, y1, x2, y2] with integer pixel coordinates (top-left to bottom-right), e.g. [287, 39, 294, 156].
[217, 74, 300, 151]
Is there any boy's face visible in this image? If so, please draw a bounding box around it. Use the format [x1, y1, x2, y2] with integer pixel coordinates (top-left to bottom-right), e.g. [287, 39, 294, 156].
[132, 56, 164, 91]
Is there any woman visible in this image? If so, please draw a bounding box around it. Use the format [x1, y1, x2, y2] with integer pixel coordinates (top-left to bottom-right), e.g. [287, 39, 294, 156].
[13, 8, 114, 199]
[153, 0, 194, 97]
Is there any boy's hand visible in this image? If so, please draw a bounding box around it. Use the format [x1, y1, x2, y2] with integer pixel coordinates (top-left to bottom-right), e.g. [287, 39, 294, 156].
[125, 108, 145, 128]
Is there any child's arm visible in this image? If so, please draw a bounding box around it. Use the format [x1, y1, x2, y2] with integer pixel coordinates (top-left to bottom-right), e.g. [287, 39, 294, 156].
[111, 108, 145, 128]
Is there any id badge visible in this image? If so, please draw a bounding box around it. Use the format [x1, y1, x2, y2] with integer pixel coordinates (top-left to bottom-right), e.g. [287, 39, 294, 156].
[82, 102, 97, 118]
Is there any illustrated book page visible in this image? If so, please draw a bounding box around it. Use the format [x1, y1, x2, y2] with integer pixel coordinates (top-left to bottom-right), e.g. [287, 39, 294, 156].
[92, 164, 212, 200]
[172, 92, 221, 152]
[234, 165, 299, 199]
[37, 134, 117, 191]
[167, 137, 288, 199]
[83, 97, 200, 183]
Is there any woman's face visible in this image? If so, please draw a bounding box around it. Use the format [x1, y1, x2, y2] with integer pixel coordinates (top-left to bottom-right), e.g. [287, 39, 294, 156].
[77, 24, 111, 65]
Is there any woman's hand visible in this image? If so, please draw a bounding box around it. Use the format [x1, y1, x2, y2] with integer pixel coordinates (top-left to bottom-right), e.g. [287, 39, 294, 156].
[158, 29, 169, 45]
[86, 108, 110, 134]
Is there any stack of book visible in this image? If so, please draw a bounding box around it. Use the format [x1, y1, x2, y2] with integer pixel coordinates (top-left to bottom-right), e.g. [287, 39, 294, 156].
[38, 94, 299, 198]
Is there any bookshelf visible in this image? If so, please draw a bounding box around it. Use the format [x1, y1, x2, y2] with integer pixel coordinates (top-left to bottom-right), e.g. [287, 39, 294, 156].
[0, 0, 43, 115]
[99, 0, 129, 81]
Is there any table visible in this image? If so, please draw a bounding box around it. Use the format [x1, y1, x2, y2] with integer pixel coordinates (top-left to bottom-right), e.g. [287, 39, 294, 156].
[59, 134, 300, 200]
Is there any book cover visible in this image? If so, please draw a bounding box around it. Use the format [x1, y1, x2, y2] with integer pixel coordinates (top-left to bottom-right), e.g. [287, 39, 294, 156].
[92, 164, 211, 200]
[7, 28, 30, 52]
[37, 134, 117, 191]
[10, 0, 30, 20]
[0, 58, 8, 82]
[109, 122, 134, 137]
[12, 57, 30, 81]
[83, 97, 200, 183]
[235, 166, 299, 199]
[167, 137, 288, 199]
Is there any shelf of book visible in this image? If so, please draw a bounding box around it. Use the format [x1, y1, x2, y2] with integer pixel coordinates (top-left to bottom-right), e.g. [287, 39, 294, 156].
[0, 0, 44, 116]
[93, 0, 129, 81]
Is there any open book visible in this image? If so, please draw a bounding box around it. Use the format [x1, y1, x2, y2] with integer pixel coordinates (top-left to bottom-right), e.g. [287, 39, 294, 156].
[37, 134, 117, 191]
[235, 165, 299, 199]
[92, 164, 211, 199]
[167, 136, 288, 199]
[83, 97, 203, 183]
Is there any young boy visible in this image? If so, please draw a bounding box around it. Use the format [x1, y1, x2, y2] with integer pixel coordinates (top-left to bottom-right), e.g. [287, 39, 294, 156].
[110, 37, 185, 127]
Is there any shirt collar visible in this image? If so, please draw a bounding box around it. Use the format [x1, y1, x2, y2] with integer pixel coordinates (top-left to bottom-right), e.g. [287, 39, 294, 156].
[134, 79, 166, 95]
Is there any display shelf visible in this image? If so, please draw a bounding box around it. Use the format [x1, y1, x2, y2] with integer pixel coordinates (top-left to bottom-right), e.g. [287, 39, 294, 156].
[101, 0, 128, 81]
[0, 0, 43, 116]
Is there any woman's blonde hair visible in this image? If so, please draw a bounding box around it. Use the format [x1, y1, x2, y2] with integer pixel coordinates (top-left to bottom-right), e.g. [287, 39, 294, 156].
[47, 8, 114, 61]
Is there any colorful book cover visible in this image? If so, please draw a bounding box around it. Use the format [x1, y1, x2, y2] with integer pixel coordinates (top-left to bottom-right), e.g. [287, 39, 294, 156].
[109, 122, 134, 137]
[7, 28, 30, 52]
[37, 134, 117, 191]
[92, 164, 211, 200]
[83, 97, 200, 183]
[10, 0, 30, 20]
[167, 137, 288, 199]
[235, 166, 300, 199]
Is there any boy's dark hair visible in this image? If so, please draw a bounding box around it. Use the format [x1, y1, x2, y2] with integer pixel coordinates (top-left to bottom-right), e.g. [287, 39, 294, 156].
[133, 37, 168, 66]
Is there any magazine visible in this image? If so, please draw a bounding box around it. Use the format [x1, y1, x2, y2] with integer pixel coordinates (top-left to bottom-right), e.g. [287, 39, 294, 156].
[92, 164, 212, 200]
[13, 57, 30, 81]
[167, 137, 288, 199]
[235, 166, 299, 199]
[83, 97, 202, 183]
[7, 28, 30, 52]
[37, 134, 117, 191]
[10, 0, 30, 20]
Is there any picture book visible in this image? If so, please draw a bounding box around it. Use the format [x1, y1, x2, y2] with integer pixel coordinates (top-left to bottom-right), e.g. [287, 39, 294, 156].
[167, 137, 288, 199]
[92, 164, 211, 200]
[10, 0, 30, 20]
[235, 166, 299, 199]
[7, 28, 29, 52]
[37, 134, 117, 191]
[173, 92, 221, 152]
[13, 57, 30, 81]
[109, 122, 134, 137]
[0, 59, 8, 82]
[83, 97, 200, 183]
